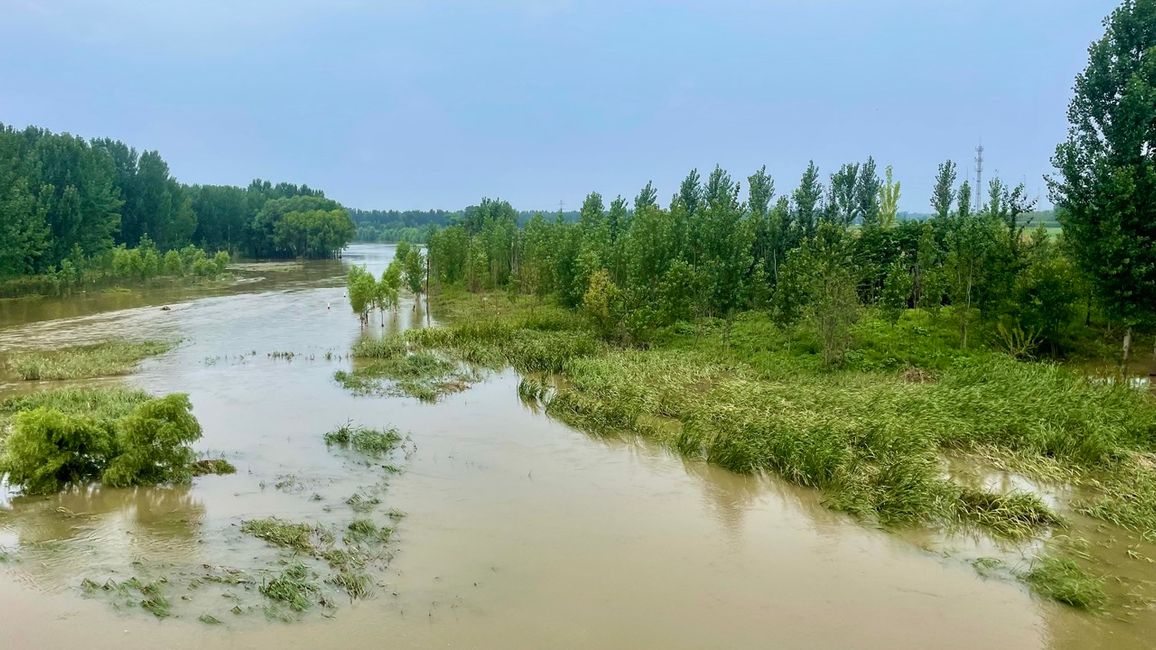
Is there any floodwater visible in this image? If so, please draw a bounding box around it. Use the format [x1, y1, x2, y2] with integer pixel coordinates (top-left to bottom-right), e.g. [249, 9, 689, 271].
[0, 243, 1148, 649]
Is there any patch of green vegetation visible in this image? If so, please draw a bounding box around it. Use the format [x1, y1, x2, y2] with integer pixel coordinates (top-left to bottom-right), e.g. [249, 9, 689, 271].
[1077, 456, 1156, 536]
[241, 518, 331, 554]
[259, 563, 319, 612]
[327, 568, 373, 599]
[345, 518, 392, 544]
[1022, 556, 1105, 609]
[192, 458, 236, 476]
[336, 348, 476, 401]
[6, 339, 176, 381]
[970, 557, 1006, 579]
[198, 614, 223, 625]
[0, 389, 202, 494]
[323, 422, 403, 457]
[81, 576, 173, 618]
[0, 386, 150, 433]
[955, 488, 1064, 539]
[345, 492, 381, 512]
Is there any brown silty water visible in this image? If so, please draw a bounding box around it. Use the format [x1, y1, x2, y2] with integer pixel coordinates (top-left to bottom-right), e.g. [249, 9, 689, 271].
[0, 243, 1150, 649]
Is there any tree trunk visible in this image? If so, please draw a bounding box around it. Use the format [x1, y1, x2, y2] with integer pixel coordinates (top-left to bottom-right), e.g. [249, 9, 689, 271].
[1122, 326, 1133, 376]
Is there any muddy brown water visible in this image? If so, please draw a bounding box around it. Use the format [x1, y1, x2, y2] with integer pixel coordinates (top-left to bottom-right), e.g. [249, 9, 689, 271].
[0, 244, 1149, 649]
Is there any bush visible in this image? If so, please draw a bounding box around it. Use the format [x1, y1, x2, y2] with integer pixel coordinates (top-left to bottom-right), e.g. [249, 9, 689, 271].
[0, 391, 202, 494]
[1, 409, 116, 494]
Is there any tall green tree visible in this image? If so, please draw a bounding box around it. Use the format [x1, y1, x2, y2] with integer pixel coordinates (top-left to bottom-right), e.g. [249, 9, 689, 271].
[931, 160, 957, 220]
[1050, 0, 1156, 363]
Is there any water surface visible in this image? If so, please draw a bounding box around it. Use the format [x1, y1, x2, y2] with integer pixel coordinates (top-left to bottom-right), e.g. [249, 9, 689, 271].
[0, 244, 1147, 649]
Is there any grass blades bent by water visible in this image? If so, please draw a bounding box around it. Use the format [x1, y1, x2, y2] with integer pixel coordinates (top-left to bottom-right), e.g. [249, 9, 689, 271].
[6, 339, 176, 381]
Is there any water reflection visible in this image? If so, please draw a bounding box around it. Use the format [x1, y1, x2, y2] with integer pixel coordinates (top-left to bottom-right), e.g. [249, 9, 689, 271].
[0, 244, 1144, 648]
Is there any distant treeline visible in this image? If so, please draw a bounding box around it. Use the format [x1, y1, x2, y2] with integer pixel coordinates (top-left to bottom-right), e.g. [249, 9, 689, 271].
[352, 203, 1059, 245]
[351, 207, 580, 243]
[897, 209, 1059, 228]
[0, 122, 355, 280]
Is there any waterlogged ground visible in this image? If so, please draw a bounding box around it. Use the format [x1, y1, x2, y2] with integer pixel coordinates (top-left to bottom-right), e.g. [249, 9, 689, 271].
[0, 244, 1150, 649]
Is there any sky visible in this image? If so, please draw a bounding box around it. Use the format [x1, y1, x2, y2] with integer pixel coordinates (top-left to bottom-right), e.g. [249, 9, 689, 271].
[0, 0, 1120, 213]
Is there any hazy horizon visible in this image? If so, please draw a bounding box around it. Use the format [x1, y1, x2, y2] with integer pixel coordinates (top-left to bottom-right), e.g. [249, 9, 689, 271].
[1, 0, 1118, 212]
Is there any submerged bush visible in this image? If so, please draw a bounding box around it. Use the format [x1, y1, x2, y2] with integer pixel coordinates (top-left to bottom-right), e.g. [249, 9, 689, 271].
[0, 390, 202, 494]
[1, 408, 117, 494]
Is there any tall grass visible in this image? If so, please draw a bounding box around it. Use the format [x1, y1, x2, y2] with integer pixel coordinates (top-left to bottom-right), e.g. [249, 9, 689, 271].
[6, 339, 176, 381]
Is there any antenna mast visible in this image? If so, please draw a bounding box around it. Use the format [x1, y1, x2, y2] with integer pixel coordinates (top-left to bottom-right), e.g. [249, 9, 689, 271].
[974, 143, 984, 208]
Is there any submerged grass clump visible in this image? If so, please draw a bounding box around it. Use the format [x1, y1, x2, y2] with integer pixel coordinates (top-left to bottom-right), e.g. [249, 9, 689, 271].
[327, 568, 373, 600]
[955, 488, 1064, 539]
[241, 517, 331, 554]
[336, 348, 475, 401]
[1022, 556, 1106, 609]
[323, 422, 403, 457]
[6, 339, 175, 381]
[192, 458, 236, 476]
[260, 563, 319, 612]
[81, 576, 172, 619]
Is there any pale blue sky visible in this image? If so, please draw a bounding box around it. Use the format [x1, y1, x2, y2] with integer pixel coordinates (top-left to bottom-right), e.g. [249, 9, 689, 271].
[0, 0, 1118, 212]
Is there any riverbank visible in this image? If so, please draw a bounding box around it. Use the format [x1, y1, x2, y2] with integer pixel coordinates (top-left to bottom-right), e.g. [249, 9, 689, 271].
[374, 288, 1156, 613]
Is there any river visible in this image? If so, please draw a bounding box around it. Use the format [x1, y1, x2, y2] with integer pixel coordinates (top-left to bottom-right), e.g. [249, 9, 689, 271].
[0, 243, 1145, 649]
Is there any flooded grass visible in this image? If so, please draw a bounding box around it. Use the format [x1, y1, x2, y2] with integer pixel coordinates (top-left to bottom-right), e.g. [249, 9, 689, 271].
[955, 488, 1064, 540]
[1022, 556, 1106, 609]
[191, 458, 236, 476]
[260, 563, 321, 613]
[323, 422, 403, 457]
[326, 568, 373, 600]
[6, 339, 175, 380]
[82, 576, 173, 619]
[415, 291, 1156, 611]
[345, 492, 381, 512]
[241, 518, 331, 554]
[337, 346, 476, 401]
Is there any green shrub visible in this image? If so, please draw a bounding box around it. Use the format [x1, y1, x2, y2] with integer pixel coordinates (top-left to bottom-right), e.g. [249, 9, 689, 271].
[1, 408, 116, 494]
[0, 391, 202, 494]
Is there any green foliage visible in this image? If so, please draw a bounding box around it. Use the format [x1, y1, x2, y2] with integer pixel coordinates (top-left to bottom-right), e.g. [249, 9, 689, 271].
[191, 458, 236, 476]
[322, 423, 403, 457]
[581, 268, 623, 338]
[0, 390, 202, 494]
[260, 563, 319, 612]
[0, 121, 349, 292]
[1022, 556, 1105, 609]
[101, 394, 202, 487]
[7, 339, 174, 380]
[346, 265, 377, 324]
[1050, 0, 1156, 329]
[0, 408, 116, 495]
[242, 518, 327, 553]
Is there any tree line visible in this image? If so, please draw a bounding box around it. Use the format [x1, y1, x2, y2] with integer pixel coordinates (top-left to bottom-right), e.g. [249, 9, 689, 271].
[350, 206, 582, 244]
[419, 1, 1155, 366]
[424, 164, 1079, 358]
[0, 123, 356, 281]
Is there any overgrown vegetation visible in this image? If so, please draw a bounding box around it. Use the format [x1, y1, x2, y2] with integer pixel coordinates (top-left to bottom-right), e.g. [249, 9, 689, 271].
[6, 339, 175, 380]
[395, 286, 1156, 610]
[0, 387, 202, 494]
